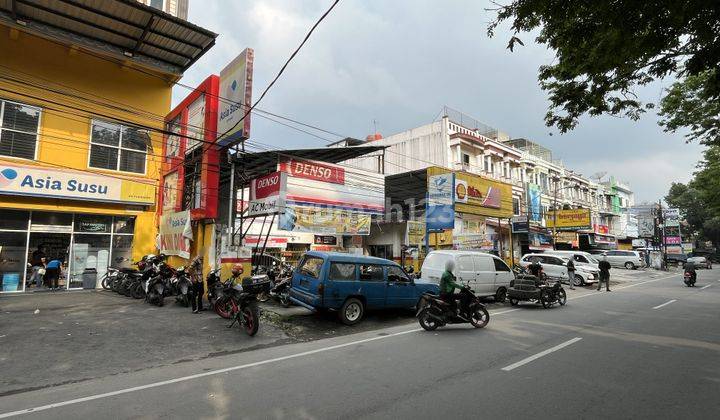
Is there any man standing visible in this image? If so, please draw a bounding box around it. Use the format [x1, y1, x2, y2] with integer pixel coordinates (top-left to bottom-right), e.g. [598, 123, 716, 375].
[566, 257, 576, 290]
[598, 255, 611, 291]
[29, 244, 46, 288]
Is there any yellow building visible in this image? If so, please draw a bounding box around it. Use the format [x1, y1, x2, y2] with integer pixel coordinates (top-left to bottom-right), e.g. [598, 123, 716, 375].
[0, 1, 215, 293]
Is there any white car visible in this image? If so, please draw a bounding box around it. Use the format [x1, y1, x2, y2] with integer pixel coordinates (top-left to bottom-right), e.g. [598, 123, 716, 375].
[687, 256, 712, 269]
[543, 251, 599, 285]
[419, 250, 514, 302]
[520, 253, 598, 287]
[603, 250, 645, 269]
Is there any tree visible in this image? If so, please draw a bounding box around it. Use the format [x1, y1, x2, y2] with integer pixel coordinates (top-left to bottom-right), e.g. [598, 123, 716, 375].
[488, 1, 720, 133]
[659, 70, 720, 146]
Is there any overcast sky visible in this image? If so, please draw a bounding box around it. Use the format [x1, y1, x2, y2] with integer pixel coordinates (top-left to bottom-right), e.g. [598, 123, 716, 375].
[174, 0, 704, 203]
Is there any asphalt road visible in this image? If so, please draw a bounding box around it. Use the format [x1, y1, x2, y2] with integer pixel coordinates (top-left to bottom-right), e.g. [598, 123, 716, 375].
[1, 269, 718, 419]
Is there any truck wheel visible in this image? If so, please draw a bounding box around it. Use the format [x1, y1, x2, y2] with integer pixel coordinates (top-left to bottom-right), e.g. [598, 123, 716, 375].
[339, 298, 364, 325]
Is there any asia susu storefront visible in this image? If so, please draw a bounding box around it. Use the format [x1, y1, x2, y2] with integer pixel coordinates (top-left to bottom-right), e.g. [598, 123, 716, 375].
[0, 163, 155, 293]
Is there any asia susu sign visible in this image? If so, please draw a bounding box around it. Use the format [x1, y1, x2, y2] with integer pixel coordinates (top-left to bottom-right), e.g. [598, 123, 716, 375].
[0, 162, 154, 205]
[544, 209, 592, 230]
[248, 171, 286, 216]
[158, 210, 193, 259]
[216, 48, 254, 147]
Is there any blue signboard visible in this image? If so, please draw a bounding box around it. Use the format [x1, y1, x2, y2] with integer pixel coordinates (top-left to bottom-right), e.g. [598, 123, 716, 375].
[527, 183, 542, 222]
[426, 173, 455, 231]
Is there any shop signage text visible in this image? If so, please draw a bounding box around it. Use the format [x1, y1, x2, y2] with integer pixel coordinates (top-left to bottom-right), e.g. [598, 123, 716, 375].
[426, 172, 455, 231]
[158, 210, 193, 259]
[217, 48, 254, 147]
[249, 171, 286, 216]
[0, 162, 154, 205]
[544, 209, 592, 230]
[314, 235, 337, 245]
[280, 159, 345, 185]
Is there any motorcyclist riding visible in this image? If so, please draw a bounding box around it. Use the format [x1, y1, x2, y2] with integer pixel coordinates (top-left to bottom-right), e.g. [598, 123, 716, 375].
[684, 260, 697, 281]
[440, 259, 464, 315]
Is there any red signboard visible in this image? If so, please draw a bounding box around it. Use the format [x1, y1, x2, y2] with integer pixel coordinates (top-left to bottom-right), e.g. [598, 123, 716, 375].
[251, 171, 283, 199]
[594, 224, 609, 234]
[664, 236, 682, 245]
[279, 159, 345, 185]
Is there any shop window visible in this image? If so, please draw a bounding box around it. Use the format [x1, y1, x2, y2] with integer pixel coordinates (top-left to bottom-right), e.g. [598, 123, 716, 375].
[0, 210, 29, 230]
[31, 212, 73, 232]
[110, 235, 133, 269]
[329, 263, 356, 281]
[69, 234, 111, 289]
[74, 214, 112, 233]
[89, 120, 148, 174]
[512, 198, 520, 216]
[462, 153, 470, 166]
[0, 231, 28, 292]
[113, 216, 135, 234]
[0, 99, 41, 160]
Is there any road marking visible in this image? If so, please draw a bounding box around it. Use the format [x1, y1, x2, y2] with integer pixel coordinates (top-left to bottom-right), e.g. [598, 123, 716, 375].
[567, 273, 680, 301]
[501, 337, 582, 371]
[700, 284, 712, 290]
[0, 273, 680, 418]
[652, 299, 677, 309]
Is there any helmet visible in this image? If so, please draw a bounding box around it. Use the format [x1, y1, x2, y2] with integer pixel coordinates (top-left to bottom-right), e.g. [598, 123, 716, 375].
[445, 259, 455, 272]
[231, 264, 244, 276]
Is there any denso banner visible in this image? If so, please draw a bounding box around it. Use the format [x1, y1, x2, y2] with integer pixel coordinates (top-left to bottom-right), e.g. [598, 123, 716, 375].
[158, 210, 193, 259]
[278, 159, 384, 214]
[248, 171, 286, 216]
[0, 161, 154, 205]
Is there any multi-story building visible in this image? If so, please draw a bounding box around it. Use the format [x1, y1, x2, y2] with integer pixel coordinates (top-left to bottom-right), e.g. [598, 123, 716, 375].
[138, 0, 189, 20]
[0, 0, 215, 293]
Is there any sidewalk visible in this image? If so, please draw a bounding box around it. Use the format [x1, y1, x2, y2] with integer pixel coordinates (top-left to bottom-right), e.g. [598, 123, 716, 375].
[0, 291, 292, 396]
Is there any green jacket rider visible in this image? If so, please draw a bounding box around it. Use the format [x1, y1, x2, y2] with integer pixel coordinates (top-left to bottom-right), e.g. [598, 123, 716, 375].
[440, 259, 464, 294]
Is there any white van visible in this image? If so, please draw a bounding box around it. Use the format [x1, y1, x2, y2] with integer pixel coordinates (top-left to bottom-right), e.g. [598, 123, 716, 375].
[419, 250, 514, 302]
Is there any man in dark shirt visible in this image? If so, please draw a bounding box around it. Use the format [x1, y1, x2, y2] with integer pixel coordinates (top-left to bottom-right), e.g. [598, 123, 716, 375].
[29, 245, 46, 288]
[598, 255, 611, 291]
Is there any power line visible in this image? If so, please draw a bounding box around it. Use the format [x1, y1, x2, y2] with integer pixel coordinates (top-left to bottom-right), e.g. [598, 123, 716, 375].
[213, 0, 342, 144]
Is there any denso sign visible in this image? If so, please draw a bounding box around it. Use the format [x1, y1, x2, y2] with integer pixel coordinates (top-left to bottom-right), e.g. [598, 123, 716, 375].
[279, 159, 345, 185]
[249, 171, 286, 216]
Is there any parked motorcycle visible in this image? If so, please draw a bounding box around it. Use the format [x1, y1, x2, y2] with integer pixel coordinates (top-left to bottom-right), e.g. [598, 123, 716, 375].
[416, 286, 490, 331]
[205, 268, 223, 307]
[173, 265, 192, 307]
[683, 270, 697, 287]
[226, 274, 272, 336]
[269, 275, 292, 307]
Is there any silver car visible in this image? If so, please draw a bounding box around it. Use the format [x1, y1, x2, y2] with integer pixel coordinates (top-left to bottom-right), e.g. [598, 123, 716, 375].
[687, 256, 712, 269]
[603, 250, 644, 269]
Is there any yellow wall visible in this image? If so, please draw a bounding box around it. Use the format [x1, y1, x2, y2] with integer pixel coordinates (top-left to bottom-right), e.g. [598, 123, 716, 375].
[0, 27, 173, 262]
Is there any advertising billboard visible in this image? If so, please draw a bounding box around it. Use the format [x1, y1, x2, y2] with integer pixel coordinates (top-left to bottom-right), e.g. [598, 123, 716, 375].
[527, 183, 542, 222]
[216, 48, 254, 147]
[0, 161, 154, 205]
[544, 209, 592, 230]
[638, 215, 655, 238]
[158, 210, 193, 259]
[664, 208, 680, 227]
[278, 206, 371, 235]
[511, 215, 529, 233]
[248, 171, 286, 216]
[162, 171, 179, 211]
[406, 221, 426, 246]
[426, 172, 455, 231]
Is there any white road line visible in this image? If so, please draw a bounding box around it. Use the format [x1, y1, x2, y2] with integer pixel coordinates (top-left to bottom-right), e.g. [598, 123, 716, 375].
[0, 328, 425, 419]
[0, 273, 680, 418]
[652, 299, 677, 310]
[700, 284, 712, 290]
[501, 337, 582, 372]
[567, 273, 679, 301]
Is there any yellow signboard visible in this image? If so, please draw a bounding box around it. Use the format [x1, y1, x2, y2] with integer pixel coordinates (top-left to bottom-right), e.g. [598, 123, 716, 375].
[545, 209, 591, 230]
[427, 167, 513, 218]
[120, 180, 156, 205]
[279, 206, 371, 235]
[406, 221, 426, 246]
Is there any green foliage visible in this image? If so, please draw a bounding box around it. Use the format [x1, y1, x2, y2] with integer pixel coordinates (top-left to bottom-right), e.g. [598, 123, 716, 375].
[658, 70, 720, 146]
[489, 0, 720, 133]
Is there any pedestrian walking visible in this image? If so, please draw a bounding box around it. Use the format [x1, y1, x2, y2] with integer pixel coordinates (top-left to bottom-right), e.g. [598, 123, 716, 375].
[566, 257, 576, 290]
[598, 255, 611, 291]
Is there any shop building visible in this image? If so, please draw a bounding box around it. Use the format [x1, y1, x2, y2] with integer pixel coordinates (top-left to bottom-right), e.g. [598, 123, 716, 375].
[0, 1, 216, 292]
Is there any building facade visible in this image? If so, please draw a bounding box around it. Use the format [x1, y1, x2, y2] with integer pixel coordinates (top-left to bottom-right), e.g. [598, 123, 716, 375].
[0, 1, 215, 293]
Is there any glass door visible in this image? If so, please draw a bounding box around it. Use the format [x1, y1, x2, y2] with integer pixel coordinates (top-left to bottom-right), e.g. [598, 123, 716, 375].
[69, 215, 112, 289]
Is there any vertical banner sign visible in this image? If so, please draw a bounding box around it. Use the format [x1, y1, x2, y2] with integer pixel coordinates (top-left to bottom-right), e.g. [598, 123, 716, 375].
[158, 210, 194, 259]
[426, 173, 455, 231]
[217, 48, 254, 147]
[527, 183, 542, 222]
[664, 208, 680, 227]
[248, 171, 286, 216]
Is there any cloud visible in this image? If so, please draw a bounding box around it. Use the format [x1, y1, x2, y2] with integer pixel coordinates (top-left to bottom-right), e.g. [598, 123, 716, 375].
[177, 0, 702, 203]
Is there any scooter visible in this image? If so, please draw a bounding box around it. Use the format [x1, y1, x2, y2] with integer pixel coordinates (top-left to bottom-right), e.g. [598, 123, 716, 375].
[683, 270, 697, 287]
[416, 286, 490, 331]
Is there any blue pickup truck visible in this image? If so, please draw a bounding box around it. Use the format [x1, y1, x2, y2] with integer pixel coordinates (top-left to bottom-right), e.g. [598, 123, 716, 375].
[289, 251, 439, 325]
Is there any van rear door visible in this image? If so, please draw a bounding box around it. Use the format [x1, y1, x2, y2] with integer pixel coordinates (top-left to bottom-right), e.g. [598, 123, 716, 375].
[291, 255, 325, 307]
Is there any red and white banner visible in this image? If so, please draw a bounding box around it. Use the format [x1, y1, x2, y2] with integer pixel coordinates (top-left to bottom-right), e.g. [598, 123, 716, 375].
[279, 159, 345, 185]
[278, 159, 384, 214]
[248, 171, 286, 216]
[243, 235, 289, 249]
[157, 210, 193, 259]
